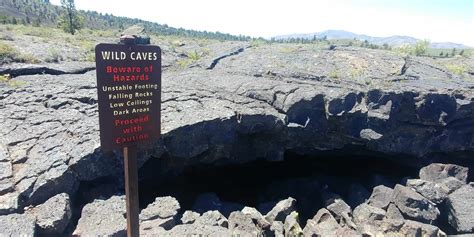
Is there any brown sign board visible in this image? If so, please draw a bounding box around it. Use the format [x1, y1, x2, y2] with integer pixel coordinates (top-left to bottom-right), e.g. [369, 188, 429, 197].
[95, 43, 161, 151]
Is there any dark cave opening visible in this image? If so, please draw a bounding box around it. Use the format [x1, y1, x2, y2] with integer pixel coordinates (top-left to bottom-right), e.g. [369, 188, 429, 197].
[137, 146, 425, 227]
[65, 146, 474, 235]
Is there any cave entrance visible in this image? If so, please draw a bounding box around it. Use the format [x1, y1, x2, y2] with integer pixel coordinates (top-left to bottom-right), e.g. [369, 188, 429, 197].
[138, 146, 420, 224]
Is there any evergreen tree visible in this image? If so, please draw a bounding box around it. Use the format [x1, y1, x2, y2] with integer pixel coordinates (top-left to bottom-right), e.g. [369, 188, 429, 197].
[58, 0, 82, 34]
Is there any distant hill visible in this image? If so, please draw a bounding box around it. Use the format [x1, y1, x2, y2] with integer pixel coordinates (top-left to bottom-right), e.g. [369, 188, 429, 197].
[0, 0, 251, 41]
[273, 30, 471, 49]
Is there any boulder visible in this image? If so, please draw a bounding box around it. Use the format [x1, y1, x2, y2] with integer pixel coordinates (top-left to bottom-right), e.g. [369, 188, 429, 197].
[139, 196, 180, 230]
[194, 210, 228, 228]
[228, 211, 262, 236]
[27, 193, 71, 234]
[352, 203, 386, 226]
[73, 196, 126, 236]
[401, 220, 446, 237]
[392, 184, 439, 223]
[326, 198, 356, 229]
[446, 183, 474, 233]
[386, 203, 404, 220]
[367, 185, 393, 209]
[0, 213, 36, 236]
[166, 223, 232, 237]
[419, 163, 468, 183]
[264, 197, 296, 223]
[181, 210, 200, 224]
[284, 211, 303, 236]
[270, 221, 284, 237]
[406, 179, 449, 204]
[303, 208, 341, 236]
[242, 206, 271, 230]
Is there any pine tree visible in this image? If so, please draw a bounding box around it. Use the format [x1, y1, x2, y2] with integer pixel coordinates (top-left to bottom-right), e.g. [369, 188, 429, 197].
[58, 0, 83, 34]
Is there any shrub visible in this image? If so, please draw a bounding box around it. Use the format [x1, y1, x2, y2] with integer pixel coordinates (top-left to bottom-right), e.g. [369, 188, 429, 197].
[413, 40, 429, 56]
[446, 64, 467, 75]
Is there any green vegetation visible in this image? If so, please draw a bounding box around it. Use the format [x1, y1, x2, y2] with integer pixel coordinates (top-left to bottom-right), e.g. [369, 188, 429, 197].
[0, 41, 38, 63]
[413, 40, 429, 56]
[445, 64, 467, 75]
[0, 0, 252, 41]
[0, 74, 26, 87]
[58, 0, 83, 35]
[328, 69, 339, 79]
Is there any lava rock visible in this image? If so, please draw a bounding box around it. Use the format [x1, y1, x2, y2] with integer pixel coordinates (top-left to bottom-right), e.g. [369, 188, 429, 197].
[303, 208, 341, 236]
[0, 192, 19, 215]
[242, 206, 271, 230]
[27, 193, 71, 235]
[181, 210, 201, 224]
[367, 185, 394, 209]
[73, 196, 126, 236]
[139, 196, 180, 230]
[194, 210, 228, 228]
[264, 197, 296, 223]
[228, 211, 262, 236]
[446, 183, 474, 233]
[386, 203, 404, 220]
[352, 203, 386, 225]
[401, 220, 446, 237]
[406, 179, 450, 204]
[284, 211, 303, 236]
[392, 184, 439, 223]
[166, 223, 231, 236]
[270, 221, 284, 237]
[326, 198, 356, 229]
[0, 213, 36, 236]
[419, 163, 468, 183]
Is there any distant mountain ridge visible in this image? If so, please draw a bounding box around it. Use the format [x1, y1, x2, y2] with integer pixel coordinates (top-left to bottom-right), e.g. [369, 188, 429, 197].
[273, 30, 471, 49]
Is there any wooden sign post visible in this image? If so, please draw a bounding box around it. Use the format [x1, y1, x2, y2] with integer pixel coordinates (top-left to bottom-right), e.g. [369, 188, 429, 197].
[95, 37, 161, 237]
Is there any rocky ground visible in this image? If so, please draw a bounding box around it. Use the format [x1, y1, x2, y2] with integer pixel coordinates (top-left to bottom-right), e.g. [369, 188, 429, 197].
[1, 26, 474, 235]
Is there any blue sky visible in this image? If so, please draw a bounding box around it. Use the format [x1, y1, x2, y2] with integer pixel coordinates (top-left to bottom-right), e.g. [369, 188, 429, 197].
[50, 0, 474, 46]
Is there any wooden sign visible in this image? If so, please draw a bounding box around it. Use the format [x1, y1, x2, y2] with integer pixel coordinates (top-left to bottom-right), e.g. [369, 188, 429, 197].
[95, 43, 161, 151]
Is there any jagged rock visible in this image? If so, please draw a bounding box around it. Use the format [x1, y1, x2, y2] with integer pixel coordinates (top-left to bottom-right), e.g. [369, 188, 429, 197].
[27, 193, 71, 234]
[0, 213, 36, 236]
[386, 203, 404, 220]
[303, 208, 341, 236]
[367, 185, 393, 209]
[0, 192, 19, 215]
[439, 177, 465, 193]
[327, 199, 356, 229]
[265, 197, 296, 223]
[284, 211, 303, 236]
[346, 182, 370, 208]
[419, 163, 469, 183]
[270, 221, 284, 237]
[166, 224, 232, 236]
[352, 203, 386, 226]
[392, 184, 439, 223]
[181, 210, 201, 224]
[73, 196, 126, 236]
[194, 210, 228, 228]
[139, 196, 180, 230]
[446, 183, 474, 233]
[228, 211, 262, 236]
[406, 179, 450, 204]
[0, 62, 95, 77]
[242, 206, 271, 230]
[401, 220, 446, 237]
[1, 41, 474, 220]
